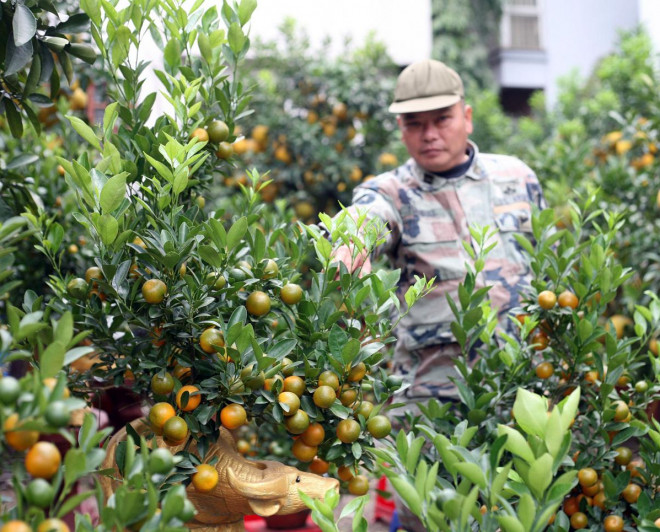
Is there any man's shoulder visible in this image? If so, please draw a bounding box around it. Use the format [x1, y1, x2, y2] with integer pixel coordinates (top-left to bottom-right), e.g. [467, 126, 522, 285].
[476, 152, 537, 181]
[355, 161, 417, 195]
[478, 151, 533, 170]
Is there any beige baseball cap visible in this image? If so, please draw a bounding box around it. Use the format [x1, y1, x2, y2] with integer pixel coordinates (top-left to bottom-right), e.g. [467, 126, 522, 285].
[388, 59, 464, 114]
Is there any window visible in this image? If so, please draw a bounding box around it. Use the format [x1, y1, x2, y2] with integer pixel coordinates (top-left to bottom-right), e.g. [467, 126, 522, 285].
[501, 0, 542, 50]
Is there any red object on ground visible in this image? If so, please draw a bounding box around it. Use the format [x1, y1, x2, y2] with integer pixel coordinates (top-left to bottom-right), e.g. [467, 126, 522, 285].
[244, 513, 321, 531]
[374, 475, 395, 523]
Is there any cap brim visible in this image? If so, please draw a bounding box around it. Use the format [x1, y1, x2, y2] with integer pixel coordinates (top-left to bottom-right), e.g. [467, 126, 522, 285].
[388, 94, 461, 114]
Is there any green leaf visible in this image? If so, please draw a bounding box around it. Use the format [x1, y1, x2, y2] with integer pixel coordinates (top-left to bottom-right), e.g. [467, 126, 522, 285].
[6, 153, 39, 170]
[406, 437, 424, 474]
[497, 514, 525, 532]
[315, 237, 332, 261]
[237, 0, 257, 25]
[111, 26, 131, 68]
[389, 477, 422, 517]
[546, 470, 577, 501]
[47, 222, 64, 252]
[328, 325, 348, 359]
[97, 214, 118, 245]
[424, 461, 439, 499]
[40, 341, 67, 378]
[103, 102, 119, 135]
[518, 492, 535, 531]
[197, 33, 213, 63]
[458, 426, 478, 448]
[460, 485, 479, 529]
[226, 217, 247, 251]
[198, 245, 223, 268]
[513, 233, 535, 256]
[556, 387, 580, 432]
[144, 153, 173, 181]
[6, 36, 33, 77]
[55, 13, 91, 33]
[533, 503, 562, 532]
[4, 100, 24, 138]
[42, 36, 68, 53]
[490, 462, 511, 507]
[66, 115, 101, 150]
[60, 51, 74, 84]
[497, 425, 535, 464]
[577, 319, 593, 342]
[454, 462, 486, 489]
[23, 48, 41, 97]
[67, 43, 97, 64]
[227, 22, 245, 54]
[528, 453, 553, 499]
[268, 339, 297, 361]
[544, 408, 563, 458]
[63, 346, 95, 365]
[512, 388, 548, 437]
[100, 173, 127, 213]
[339, 494, 366, 520]
[164, 38, 181, 68]
[161, 484, 185, 521]
[207, 218, 227, 248]
[236, 324, 254, 354]
[115, 489, 148, 523]
[433, 434, 459, 476]
[341, 338, 361, 365]
[53, 311, 73, 346]
[64, 448, 87, 489]
[13, 5, 37, 47]
[173, 171, 188, 195]
[55, 490, 96, 519]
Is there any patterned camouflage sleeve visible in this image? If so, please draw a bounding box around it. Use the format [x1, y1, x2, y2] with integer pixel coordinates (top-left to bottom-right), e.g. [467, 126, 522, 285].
[347, 180, 403, 257]
[523, 163, 547, 211]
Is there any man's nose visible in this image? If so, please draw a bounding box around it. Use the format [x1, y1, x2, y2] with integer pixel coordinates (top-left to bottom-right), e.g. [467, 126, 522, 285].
[421, 121, 439, 139]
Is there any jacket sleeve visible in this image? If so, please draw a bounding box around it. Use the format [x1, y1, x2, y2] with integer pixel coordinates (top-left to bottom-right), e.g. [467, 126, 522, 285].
[347, 181, 403, 257]
[523, 165, 547, 211]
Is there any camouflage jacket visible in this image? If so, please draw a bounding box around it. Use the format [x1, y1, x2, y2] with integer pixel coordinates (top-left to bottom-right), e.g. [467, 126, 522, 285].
[349, 141, 546, 352]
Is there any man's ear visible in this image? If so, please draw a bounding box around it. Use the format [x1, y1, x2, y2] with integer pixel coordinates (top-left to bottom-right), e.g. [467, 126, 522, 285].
[464, 104, 474, 135]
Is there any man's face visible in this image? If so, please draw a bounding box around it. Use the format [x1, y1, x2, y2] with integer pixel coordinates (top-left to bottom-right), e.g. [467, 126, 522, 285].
[398, 102, 473, 173]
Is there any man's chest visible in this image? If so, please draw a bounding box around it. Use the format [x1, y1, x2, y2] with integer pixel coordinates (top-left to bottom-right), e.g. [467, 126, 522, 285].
[395, 177, 532, 244]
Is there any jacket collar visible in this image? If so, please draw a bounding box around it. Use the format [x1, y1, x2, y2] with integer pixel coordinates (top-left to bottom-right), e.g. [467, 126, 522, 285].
[409, 140, 486, 188]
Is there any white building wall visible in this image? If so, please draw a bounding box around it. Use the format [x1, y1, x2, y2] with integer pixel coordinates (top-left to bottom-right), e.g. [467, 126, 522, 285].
[542, 0, 640, 107]
[139, 0, 432, 123]
[136, 0, 660, 119]
[248, 0, 433, 66]
[639, 0, 660, 63]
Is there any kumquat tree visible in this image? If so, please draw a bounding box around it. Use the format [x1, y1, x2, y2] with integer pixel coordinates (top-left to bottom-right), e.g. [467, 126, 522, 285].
[4, 0, 660, 531]
[2, 0, 432, 530]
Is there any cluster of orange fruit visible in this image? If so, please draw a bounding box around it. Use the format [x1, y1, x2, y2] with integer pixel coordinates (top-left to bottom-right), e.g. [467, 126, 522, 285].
[146, 350, 390, 495]
[597, 127, 657, 171]
[520, 289, 580, 355]
[1, 377, 74, 532]
[222, 104, 401, 220]
[528, 290, 645, 391]
[558, 459, 650, 531]
[189, 120, 232, 160]
[66, 239, 392, 498]
[235, 361, 391, 496]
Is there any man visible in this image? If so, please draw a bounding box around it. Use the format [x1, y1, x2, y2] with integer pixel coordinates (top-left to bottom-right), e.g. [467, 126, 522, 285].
[334, 58, 545, 531]
[335, 58, 545, 402]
